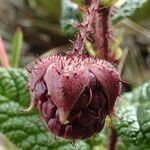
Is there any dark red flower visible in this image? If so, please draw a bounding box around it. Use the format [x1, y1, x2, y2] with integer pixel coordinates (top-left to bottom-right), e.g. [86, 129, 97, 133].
[28, 55, 121, 139]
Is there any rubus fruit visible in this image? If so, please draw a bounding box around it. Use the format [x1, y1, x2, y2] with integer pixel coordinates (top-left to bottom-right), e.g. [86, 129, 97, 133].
[28, 55, 121, 139]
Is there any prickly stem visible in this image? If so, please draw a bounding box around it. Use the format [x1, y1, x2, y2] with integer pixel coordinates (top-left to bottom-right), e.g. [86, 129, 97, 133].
[94, 7, 110, 58]
[70, 0, 99, 56]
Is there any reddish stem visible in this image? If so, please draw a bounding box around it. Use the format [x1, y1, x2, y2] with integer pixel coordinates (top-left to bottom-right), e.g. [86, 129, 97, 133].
[109, 128, 118, 150]
[94, 7, 110, 58]
[0, 37, 10, 68]
[71, 0, 99, 56]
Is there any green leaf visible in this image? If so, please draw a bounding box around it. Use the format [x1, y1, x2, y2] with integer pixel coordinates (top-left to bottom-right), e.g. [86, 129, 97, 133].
[112, 0, 148, 24]
[113, 82, 150, 146]
[61, 0, 82, 36]
[131, 1, 150, 23]
[118, 141, 150, 150]
[0, 68, 65, 149]
[11, 28, 23, 68]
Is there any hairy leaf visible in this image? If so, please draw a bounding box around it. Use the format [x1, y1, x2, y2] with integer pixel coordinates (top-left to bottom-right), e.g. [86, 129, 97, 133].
[113, 82, 150, 146]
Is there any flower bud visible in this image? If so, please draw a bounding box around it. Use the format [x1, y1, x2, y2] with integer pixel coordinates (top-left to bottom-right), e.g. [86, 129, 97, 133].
[28, 55, 121, 139]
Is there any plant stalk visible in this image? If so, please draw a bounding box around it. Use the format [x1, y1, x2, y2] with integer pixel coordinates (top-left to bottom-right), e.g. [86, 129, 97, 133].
[71, 0, 99, 56]
[109, 128, 118, 150]
[94, 7, 110, 58]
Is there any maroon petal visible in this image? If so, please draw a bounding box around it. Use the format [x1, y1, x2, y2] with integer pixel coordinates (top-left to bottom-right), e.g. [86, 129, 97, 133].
[88, 62, 121, 114]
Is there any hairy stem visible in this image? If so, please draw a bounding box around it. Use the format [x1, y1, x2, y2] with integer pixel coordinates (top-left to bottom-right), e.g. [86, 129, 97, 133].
[71, 0, 99, 56]
[94, 7, 110, 58]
